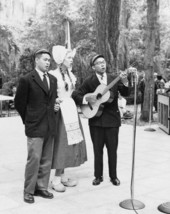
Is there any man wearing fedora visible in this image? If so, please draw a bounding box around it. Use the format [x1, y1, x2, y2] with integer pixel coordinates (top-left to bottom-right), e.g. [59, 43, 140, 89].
[72, 54, 130, 186]
[15, 49, 60, 203]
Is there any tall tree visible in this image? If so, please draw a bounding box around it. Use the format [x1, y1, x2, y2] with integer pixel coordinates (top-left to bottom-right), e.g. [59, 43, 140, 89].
[141, 0, 160, 121]
[95, 0, 121, 73]
[118, 0, 131, 70]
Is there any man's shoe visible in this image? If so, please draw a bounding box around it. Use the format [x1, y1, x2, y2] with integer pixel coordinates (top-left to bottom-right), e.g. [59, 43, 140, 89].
[24, 192, 34, 204]
[92, 177, 103, 186]
[34, 190, 54, 199]
[110, 178, 120, 186]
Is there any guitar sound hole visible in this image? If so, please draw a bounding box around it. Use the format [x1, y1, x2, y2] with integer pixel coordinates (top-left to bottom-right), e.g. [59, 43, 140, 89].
[96, 93, 102, 100]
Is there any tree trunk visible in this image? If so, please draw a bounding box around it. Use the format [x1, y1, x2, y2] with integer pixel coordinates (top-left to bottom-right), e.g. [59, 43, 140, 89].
[118, 0, 131, 71]
[141, 0, 159, 121]
[153, 1, 161, 75]
[95, 0, 121, 73]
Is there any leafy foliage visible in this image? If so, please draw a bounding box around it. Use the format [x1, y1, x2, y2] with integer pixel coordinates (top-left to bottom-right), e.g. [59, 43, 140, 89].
[17, 0, 96, 85]
[1, 0, 170, 90]
[18, 48, 34, 76]
[0, 25, 19, 84]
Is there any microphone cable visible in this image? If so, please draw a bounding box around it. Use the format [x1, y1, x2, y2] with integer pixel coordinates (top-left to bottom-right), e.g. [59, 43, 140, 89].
[130, 102, 139, 214]
[130, 76, 140, 214]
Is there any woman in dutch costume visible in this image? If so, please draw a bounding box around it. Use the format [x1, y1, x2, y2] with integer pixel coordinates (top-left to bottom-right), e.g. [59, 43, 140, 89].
[49, 45, 87, 192]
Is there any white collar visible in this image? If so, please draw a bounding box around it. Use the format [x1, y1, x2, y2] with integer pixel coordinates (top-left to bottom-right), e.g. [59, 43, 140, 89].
[96, 72, 107, 85]
[36, 69, 48, 78]
[96, 72, 106, 78]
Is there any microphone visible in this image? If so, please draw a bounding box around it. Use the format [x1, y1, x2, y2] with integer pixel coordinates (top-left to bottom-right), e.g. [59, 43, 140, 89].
[129, 67, 138, 87]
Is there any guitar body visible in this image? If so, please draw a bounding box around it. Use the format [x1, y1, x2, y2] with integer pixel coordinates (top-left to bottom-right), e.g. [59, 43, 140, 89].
[81, 84, 111, 118]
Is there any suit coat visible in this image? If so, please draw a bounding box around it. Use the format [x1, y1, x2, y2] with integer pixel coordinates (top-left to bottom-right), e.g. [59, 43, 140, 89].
[14, 70, 57, 137]
[72, 72, 129, 128]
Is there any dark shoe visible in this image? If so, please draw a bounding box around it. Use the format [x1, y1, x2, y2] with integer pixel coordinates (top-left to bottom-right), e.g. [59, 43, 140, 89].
[34, 190, 54, 199]
[92, 177, 103, 186]
[24, 192, 34, 204]
[110, 178, 120, 186]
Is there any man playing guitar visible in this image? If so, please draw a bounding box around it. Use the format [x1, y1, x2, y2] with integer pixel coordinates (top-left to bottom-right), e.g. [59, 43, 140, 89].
[72, 54, 134, 186]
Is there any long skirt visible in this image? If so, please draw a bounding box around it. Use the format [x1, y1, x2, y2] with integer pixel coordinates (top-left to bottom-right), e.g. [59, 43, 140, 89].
[51, 110, 87, 169]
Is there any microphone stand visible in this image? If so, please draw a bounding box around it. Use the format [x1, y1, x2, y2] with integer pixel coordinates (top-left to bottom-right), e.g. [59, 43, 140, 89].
[119, 72, 145, 211]
[144, 85, 156, 132]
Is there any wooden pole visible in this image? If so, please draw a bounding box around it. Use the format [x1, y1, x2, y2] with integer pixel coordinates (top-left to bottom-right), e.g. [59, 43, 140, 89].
[64, 19, 71, 49]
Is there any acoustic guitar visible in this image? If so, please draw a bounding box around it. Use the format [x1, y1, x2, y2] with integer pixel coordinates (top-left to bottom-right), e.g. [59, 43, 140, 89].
[81, 74, 123, 119]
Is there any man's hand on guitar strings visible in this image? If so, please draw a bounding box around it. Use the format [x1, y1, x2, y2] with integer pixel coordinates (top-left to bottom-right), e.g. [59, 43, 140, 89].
[85, 95, 97, 104]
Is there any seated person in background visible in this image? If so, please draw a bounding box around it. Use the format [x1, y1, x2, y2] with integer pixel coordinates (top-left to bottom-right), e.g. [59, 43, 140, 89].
[164, 73, 170, 92]
[118, 92, 127, 118]
[118, 92, 133, 119]
[138, 72, 145, 112]
[156, 80, 165, 94]
[12, 85, 17, 97]
[8, 85, 17, 109]
[154, 75, 165, 112]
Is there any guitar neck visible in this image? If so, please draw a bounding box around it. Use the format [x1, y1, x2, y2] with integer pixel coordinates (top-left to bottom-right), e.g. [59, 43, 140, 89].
[102, 75, 120, 95]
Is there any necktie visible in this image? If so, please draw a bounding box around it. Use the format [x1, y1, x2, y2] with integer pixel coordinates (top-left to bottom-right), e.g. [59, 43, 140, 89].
[99, 74, 104, 82]
[43, 73, 49, 91]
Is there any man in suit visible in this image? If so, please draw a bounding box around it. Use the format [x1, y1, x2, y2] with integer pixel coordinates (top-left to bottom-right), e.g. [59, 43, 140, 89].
[72, 54, 130, 186]
[15, 49, 59, 203]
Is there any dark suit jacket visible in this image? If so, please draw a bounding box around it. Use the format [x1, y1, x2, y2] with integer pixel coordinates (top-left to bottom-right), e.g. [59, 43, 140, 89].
[72, 73, 129, 128]
[15, 70, 57, 137]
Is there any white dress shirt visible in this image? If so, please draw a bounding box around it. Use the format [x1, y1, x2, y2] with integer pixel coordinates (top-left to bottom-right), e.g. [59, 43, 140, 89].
[36, 69, 50, 89]
[96, 72, 107, 85]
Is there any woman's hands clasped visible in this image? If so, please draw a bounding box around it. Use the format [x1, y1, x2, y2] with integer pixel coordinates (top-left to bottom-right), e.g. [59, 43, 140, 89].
[54, 98, 62, 112]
